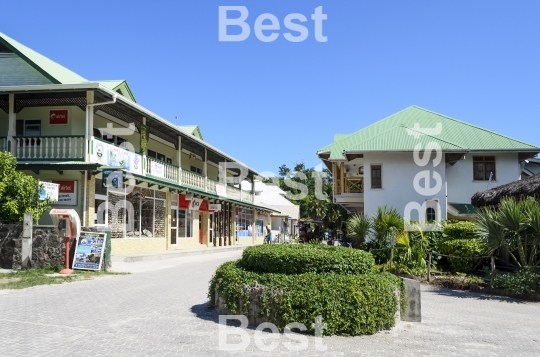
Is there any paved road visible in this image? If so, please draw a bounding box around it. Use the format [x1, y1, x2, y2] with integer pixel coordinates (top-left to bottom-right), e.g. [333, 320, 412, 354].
[0, 251, 539, 357]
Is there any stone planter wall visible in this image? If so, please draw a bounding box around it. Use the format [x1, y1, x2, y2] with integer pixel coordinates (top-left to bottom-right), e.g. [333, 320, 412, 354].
[0, 224, 65, 270]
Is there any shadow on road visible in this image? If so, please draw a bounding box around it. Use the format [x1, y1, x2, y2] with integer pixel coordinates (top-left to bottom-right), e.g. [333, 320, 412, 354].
[425, 286, 527, 304]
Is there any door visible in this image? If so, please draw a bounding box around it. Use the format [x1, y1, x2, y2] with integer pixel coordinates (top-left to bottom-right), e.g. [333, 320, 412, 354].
[198, 214, 203, 244]
[170, 208, 178, 245]
[209, 213, 214, 246]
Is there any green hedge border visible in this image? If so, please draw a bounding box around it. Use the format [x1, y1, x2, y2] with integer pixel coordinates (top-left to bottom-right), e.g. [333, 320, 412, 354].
[209, 261, 406, 336]
[238, 244, 375, 275]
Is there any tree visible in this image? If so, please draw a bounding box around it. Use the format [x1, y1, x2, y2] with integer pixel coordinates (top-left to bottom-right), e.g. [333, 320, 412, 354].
[475, 197, 540, 268]
[0, 152, 53, 223]
[273, 163, 349, 228]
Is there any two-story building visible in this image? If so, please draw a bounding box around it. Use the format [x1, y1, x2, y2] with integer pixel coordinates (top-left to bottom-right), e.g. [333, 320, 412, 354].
[0, 32, 276, 253]
[317, 106, 540, 222]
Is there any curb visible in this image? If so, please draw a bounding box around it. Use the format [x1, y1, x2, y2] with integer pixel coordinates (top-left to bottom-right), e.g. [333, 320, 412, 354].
[112, 245, 247, 263]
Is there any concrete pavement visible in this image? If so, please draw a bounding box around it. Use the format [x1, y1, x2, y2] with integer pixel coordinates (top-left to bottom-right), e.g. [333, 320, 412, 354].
[0, 250, 539, 356]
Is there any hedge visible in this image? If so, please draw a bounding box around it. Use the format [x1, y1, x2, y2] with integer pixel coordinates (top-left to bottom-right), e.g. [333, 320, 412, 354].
[237, 244, 375, 275]
[442, 221, 477, 240]
[491, 269, 540, 295]
[209, 261, 405, 336]
[438, 238, 488, 273]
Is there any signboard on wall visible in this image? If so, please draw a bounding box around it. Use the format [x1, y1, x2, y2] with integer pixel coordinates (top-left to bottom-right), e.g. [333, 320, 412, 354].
[49, 109, 69, 125]
[189, 198, 203, 211]
[39, 181, 59, 201]
[92, 139, 143, 175]
[102, 171, 123, 188]
[150, 161, 165, 178]
[52, 181, 77, 205]
[209, 204, 222, 212]
[73, 232, 107, 271]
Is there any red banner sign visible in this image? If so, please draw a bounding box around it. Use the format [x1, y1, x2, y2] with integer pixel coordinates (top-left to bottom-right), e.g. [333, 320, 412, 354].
[50, 109, 69, 125]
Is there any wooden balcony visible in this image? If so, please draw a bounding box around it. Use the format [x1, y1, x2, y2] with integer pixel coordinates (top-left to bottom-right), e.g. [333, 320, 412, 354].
[13, 136, 85, 161]
[146, 156, 179, 182]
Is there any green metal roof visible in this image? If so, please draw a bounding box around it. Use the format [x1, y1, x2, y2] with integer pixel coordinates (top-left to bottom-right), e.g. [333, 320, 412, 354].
[448, 202, 478, 215]
[96, 80, 137, 103]
[178, 125, 203, 140]
[0, 32, 88, 84]
[318, 106, 540, 160]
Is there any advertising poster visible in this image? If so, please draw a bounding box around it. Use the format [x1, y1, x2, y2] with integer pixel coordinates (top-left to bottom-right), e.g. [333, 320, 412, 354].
[92, 139, 142, 175]
[73, 232, 107, 271]
[102, 171, 124, 188]
[150, 160, 165, 178]
[52, 181, 77, 205]
[49, 109, 69, 125]
[39, 181, 59, 201]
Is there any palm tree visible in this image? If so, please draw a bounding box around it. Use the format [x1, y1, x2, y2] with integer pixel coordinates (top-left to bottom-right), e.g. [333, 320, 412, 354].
[372, 205, 403, 249]
[475, 197, 540, 268]
[346, 213, 372, 246]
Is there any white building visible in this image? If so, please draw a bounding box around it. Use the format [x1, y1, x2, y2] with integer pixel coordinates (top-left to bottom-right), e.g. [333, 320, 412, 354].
[242, 181, 300, 239]
[317, 106, 540, 222]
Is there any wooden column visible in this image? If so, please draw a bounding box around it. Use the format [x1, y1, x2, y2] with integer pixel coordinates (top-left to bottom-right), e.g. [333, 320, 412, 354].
[7, 93, 16, 155]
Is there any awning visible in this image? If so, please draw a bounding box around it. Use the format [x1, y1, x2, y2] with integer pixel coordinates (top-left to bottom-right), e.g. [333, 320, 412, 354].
[447, 202, 477, 219]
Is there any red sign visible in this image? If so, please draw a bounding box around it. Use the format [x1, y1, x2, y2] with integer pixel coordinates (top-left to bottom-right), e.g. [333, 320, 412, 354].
[50, 109, 69, 125]
[54, 181, 75, 193]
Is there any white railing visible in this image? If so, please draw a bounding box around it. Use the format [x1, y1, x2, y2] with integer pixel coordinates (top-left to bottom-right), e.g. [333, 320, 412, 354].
[0, 137, 7, 152]
[182, 170, 206, 190]
[146, 157, 179, 182]
[14, 136, 85, 161]
[207, 178, 218, 193]
[226, 185, 242, 201]
[242, 190, 254, 203]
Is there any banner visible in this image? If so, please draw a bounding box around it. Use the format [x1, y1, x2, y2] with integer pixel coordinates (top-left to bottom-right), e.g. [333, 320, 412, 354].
[92, 139, 142, 175]
[73, 232, 107, 271]
[140, 124, 148, 153]
[216, 184, 227, 197]
[39, 182, 59, 201]
[52, 181, 77, 206]
[209, 204, 221, 212]
[150, 160, 165, 178]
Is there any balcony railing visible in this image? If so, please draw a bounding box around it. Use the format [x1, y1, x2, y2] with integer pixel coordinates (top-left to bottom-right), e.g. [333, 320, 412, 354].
[182, 170, 206, 190]
[242, 190, 254, 203]
[14, 136, 85, 161]
[0, 137, 8, 152]
[226, 185, 242, 201]
[345, 177, 363, 193]
[146, 157, 179, 182]
[207, 178, 218, 193]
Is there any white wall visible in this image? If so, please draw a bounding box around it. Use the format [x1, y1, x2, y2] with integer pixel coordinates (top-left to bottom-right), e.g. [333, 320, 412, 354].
[363, 152, 447, 221]
[446, 152, 520, 204]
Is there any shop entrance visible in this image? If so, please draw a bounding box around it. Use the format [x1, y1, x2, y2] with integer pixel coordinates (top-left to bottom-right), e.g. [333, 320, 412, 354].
[170, 208, 178, 246]
[209, 213, 214, 246]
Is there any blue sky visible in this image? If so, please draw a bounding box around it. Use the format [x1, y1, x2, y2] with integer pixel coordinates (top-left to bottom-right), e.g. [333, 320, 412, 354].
[3, 1, 540, 174]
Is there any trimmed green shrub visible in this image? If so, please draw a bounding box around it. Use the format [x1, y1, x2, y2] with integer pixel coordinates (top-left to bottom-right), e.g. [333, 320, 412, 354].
[491, 269, 540, 295]
[209, 261, 405, 336]
[438, 239, 488, 273]
[442, 221, 477, 240]
[238, 244, 375, 275]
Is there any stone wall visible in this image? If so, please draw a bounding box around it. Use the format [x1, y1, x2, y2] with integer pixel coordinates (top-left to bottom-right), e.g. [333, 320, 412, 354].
[0, 224, 64, 270]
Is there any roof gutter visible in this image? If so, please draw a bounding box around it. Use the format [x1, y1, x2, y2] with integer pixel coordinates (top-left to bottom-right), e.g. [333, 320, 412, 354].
[0, 83, 261, 177]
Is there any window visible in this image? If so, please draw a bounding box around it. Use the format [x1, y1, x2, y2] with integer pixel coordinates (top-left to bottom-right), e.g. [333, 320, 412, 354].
[93, 128, 126, 147]
[148, 149, 171, 164]
[237, 208, 252, 237]
[426, 207, 436, 222]
[190, 166, 203, 175]
[371, 165, 382, 189]
[16, 120, 41, 146]
[473, 156, 496, 181]
[177, 209, 193, 238]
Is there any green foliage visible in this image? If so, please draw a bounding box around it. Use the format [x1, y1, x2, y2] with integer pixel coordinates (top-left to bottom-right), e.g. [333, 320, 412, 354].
[209, 261, 405, 336]
[238, 244, 375, 275]
[491, 269, 540, 295]
[274, 163, 349, 228]
[0, 152, 53, 223]
[442, 221, 477, 240]
[438, 239, 488, 273]
[372, 206, 403, 249]
[475, 197, 540, 268]
[346, 213, 372, 246]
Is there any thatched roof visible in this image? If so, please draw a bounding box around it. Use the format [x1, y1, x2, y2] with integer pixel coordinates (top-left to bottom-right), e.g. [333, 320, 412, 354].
[471, 174, 540, 207]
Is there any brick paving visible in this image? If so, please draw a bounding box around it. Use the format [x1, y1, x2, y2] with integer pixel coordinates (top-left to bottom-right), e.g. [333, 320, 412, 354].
[0, 251, 539, 357]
